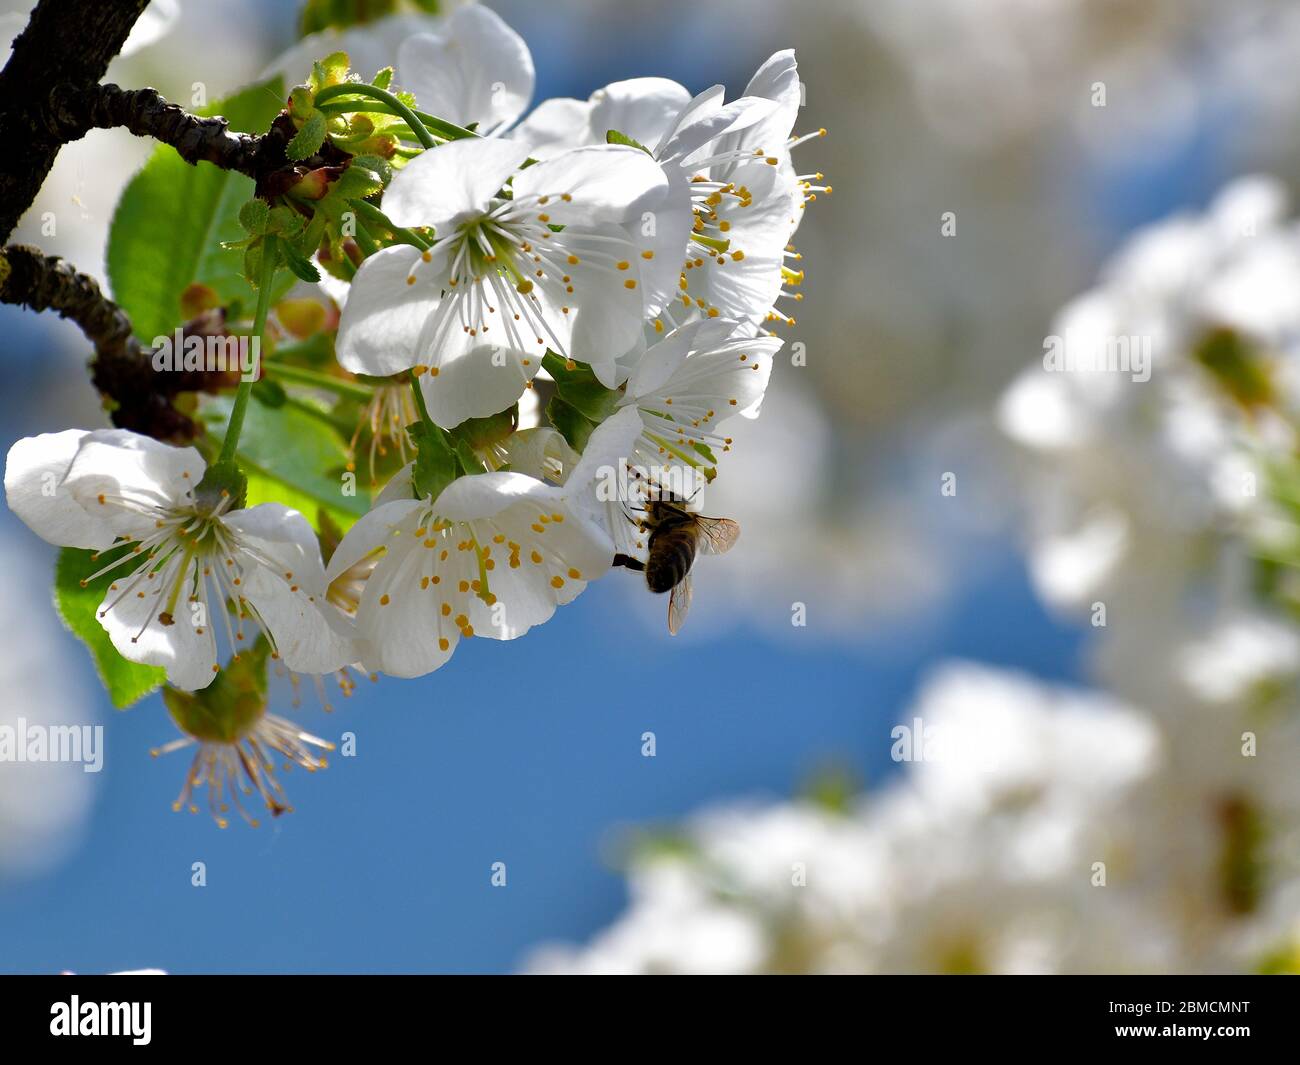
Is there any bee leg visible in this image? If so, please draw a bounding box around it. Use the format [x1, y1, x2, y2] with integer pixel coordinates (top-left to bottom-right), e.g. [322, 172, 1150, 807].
[612, 553, 646, 572]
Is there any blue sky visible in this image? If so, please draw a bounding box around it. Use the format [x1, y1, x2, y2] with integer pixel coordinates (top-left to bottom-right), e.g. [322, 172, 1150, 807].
[0, 526, 1081, 973]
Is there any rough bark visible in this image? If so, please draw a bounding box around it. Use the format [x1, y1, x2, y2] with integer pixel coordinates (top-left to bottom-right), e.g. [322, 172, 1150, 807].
[0, 0, 151, 243]
[0, 244, 235, 442]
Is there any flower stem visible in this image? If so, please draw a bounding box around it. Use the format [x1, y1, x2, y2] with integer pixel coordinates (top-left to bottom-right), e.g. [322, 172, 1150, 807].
[349, 198, 432, 250]
[351, 215, 380, 258]
[218, 237, 279, 466]
[313, 84, 438, 150]
[409, 369, 436, 431]
[313, 99, 477, 144]
[269, 360, 373, 400]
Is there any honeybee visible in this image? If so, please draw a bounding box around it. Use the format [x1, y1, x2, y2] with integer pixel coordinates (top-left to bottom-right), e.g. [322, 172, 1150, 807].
[614, 495, 740, 635]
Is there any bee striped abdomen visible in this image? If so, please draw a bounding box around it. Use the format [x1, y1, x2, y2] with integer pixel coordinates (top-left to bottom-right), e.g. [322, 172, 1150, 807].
[645, 532, 696, 594]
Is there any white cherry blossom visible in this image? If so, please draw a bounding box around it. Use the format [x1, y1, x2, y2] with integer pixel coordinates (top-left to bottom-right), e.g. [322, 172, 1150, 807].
[4, 429, 354, 691]
[335, 137, 674, 425]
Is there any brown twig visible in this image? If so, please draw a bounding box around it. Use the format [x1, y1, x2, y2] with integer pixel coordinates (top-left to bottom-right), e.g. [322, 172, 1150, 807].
[0, 0, 151, 243]
[0, 245, 231, 442]
[47, 83, 288, 181]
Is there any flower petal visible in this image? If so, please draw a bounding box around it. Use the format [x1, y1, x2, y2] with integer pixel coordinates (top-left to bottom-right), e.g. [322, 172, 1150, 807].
[222, 504, 357, 675]
[508, 96, 593, 159]
[511, 144, 668, 224]
[356, 532, 459, 678]
[383, 137, 532, 231]
[62, 430, 203, 542]
[397, 5, 534, 135]
[588, 77, 692, 155]
[5, 429, 113, 549]
[97, 557, 221, 691]
[323, 497, 424, 586]
[418, 342, 538, 428]
[334, 244, 433, 376]
[625, 319, 738, 398]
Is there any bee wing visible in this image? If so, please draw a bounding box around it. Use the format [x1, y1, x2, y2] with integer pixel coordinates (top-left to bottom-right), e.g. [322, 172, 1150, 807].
[667, 572, 693, 636]
[696, 516, 740, 557]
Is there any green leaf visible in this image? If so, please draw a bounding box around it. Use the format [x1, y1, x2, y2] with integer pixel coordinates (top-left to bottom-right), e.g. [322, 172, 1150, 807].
[606, 129, 652, 154]
[310, 51, 352, 93]
[238, 197, 269, 234]
[107, 76, 288, 343]
[542, 352, 623, 421]
[453, 438, 485, 476]
[287, 110, 328, 160]
[409, 420, 457, 501]
[281, 241, 322, 283]
[252, 376, 287, 408]
[546, 395, 596, 453]
[200, 394, 367, 530]
[54, 547, 166, 709]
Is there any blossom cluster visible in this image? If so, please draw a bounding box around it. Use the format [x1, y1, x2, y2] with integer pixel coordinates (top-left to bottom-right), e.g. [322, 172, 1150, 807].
[3, 4, 823, 823]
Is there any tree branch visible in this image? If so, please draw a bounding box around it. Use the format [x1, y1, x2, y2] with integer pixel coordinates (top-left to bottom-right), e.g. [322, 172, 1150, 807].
[0, 245, 232, 443]
[0, 0, 151, 243]
[47, 83, 288, 180]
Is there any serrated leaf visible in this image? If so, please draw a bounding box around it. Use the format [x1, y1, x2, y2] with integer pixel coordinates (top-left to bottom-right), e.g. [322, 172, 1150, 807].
[281, 241, 322, 283]
[287, 110, 328, 160]
[107, 77, 289, 343]
[54, 547, 166, 709]
[238, 197, 269, 234]
[310, 51, 351, 93]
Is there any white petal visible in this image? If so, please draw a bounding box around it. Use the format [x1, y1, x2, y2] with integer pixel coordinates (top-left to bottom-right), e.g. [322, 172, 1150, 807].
[512, 144, 668, 224]
[661, 94, 777, 167]
[334, 244, 432, 376]
[261, 11, 445, 88]
[588, 77, 692, 155]
[500, 428, 579, 483]
[5, 430, 113, 549]
[558, 227, 653, 377]
[355, 533, 459, 678]
[97, 558, 220, 691]
[434, 470, 554, 521]
[63, 430, 203, 541]
[736, 49, 803, 154]
[373, 463, 417, 507]
[566, 406, 645, 493]
[397, 5, 534, 135]
[222, 504, 357, 674]
[639, 177, 696, 318]
[625, 320, 737, 398]
[509, 96, 594, 159]
[383, 137, 531, 230]
[418, 343, 537, 428]
[324, 497, 424, 586]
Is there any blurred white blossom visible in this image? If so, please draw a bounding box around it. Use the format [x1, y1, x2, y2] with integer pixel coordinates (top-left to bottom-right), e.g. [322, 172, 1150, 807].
[525, 663, 1177, 974]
